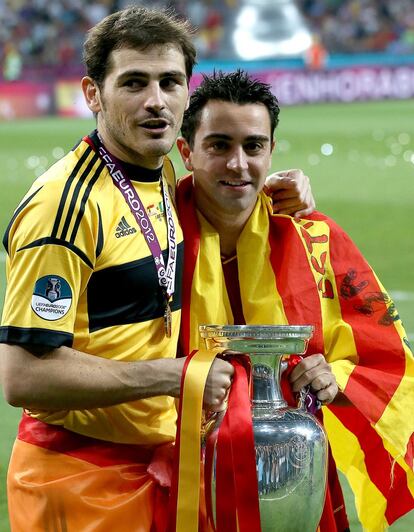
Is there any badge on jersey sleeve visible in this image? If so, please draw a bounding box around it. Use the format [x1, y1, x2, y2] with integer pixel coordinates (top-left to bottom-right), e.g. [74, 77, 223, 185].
[31, 275, 72, 321]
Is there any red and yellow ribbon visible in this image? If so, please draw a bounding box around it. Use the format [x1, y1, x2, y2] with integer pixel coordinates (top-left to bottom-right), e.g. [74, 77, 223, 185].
[169, 349, 222, 531]
[170, 351, 261, 532]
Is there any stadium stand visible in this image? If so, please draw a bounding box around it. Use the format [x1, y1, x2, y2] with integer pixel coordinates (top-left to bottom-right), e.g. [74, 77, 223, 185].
[1, 0, 414, 81]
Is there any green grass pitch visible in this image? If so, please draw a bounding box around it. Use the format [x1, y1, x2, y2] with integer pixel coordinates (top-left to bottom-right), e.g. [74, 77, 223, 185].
[0, 99, 413, 530]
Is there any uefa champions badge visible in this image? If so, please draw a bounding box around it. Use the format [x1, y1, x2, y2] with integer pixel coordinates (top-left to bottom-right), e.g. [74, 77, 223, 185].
[31, 275, 72, 321]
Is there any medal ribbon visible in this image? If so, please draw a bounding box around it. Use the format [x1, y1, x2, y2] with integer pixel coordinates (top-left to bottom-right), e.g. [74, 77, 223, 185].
[95, 135, 177, 301]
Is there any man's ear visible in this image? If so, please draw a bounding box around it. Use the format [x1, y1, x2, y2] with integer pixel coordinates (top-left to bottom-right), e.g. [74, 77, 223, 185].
[268, 139, 276, 171]
[81, 76, 102, 114]
[176, 137, 193, 171]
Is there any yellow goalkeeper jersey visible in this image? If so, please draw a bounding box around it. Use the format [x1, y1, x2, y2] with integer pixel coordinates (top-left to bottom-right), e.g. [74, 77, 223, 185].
[0, 132, 183, 445]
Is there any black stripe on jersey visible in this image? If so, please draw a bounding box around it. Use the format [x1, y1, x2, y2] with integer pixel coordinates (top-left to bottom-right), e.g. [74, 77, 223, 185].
[2, 187, 43, 254]
[96, 204, 104, 259]
[51, 147, 93, 239]
[60, 153, 100, 241]
[18, 237, 94, 269]
[87, 241, 184, 332]
[69, 160, 105, 244]
[0, 325, 73, 348]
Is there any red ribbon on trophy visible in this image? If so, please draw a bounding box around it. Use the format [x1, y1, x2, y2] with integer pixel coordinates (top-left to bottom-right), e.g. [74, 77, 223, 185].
[214, 356, 261, 532]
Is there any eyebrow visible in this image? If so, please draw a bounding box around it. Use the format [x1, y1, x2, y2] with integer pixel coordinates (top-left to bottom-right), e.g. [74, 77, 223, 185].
[162, 71, 187, 79]
[203, 133, 270, 142]
[118, 70, 186, 80]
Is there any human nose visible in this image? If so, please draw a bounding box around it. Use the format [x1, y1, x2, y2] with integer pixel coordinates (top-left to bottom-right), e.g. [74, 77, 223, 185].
[143, 82, 165, 113]
[226, 147, 248, 172]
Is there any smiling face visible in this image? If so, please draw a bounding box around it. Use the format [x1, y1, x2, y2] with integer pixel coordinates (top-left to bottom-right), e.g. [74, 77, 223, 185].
[178, 100, 274, 221]
[82, 44, 189, 168]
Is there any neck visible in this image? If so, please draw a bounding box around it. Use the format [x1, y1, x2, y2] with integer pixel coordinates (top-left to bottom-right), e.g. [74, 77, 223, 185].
[195, 193, 255, 257]
[219, 223, 246, 257]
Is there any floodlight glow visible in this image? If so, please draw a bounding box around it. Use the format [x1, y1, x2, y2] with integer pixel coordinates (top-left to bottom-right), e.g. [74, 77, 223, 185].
[321, 144, 334, 156]
[234, 28, 312, 59]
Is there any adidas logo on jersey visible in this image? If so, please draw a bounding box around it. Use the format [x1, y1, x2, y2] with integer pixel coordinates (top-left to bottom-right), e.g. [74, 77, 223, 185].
[115, 217, 137, 238]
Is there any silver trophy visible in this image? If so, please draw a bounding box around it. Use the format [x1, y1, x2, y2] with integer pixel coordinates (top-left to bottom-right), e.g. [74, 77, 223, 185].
[200, 325, 328, 532]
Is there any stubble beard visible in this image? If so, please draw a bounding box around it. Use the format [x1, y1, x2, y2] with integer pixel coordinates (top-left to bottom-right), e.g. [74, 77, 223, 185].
[99, 103, 177, 165]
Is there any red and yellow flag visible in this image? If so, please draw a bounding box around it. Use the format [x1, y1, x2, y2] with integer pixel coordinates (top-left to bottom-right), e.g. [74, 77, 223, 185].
[177, 175, 414, 531]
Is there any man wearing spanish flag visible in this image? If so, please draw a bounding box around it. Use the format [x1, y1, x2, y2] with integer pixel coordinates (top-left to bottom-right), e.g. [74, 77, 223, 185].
[175, 70, 414, 531]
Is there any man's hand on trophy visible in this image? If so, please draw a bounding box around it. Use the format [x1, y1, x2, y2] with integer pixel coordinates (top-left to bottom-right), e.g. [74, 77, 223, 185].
[264, 169, 315, 218]
[203, 358, 234, 412]
[288, 353, 339, 405]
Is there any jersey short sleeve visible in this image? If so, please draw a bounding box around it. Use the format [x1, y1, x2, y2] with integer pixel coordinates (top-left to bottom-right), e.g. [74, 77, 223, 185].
[0, 143, 106, 348]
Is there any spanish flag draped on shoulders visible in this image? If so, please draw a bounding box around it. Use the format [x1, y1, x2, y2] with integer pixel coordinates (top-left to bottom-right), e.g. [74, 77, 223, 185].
[176, 174, 414, 531]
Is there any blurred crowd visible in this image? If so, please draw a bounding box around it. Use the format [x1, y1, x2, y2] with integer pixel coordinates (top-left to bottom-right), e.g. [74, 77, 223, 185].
[298, 0, 414, 54]
[1, 0, 414, 80]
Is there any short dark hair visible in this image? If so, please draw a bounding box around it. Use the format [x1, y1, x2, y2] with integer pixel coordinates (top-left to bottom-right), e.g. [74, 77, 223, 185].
[83, 6, 197, 88]
[181, 70, 280, 147]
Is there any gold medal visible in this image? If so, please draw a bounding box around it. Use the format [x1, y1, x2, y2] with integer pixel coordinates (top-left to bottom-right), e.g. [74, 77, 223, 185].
[164, 301, 172, 338]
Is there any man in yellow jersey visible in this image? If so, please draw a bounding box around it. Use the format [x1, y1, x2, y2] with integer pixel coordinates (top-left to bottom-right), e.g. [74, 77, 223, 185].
[0, 7, 314, 532]
[176, 70, 414, 531]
